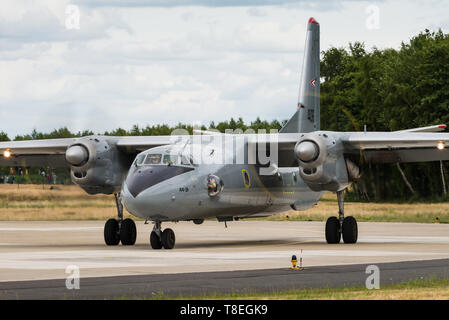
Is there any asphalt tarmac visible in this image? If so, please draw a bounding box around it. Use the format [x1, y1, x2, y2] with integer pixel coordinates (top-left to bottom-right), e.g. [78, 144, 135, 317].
[0, 220, 448, 299]
[1, 259, 448, 299]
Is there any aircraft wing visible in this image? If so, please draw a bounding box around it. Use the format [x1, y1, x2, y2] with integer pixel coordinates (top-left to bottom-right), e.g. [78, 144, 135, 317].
[3, 131, 449, 167]
[252, 131, 449, 166]
[0, 138, 76, 167]
[342, 132, 449, 163]
[394, 124, 447, 133]
[0, 136, 177, 167]
[114, 135, 183, 152]
[192, 131, 449, 166]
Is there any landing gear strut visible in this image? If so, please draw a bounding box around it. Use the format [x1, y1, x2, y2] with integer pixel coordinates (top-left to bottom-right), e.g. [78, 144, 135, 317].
[150, 220, 176, 250]
[104, 193, 137, 246]
[325, 190, 358, 244]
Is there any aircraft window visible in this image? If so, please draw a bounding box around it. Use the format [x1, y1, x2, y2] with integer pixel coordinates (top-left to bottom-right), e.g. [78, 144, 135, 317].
[207, 175, 224, 197]
[189, 155, 198, 166]
[144, 154, 162, 164]
[181, 155, 191, 165]
[135, 153, 145, 166]
[163, 154, 179, 165]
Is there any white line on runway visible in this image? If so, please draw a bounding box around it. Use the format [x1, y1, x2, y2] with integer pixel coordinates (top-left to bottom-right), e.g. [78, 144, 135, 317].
[360, 236, 449, 243]
[0, 249, 447, 270]
[0, 227, 103, 231]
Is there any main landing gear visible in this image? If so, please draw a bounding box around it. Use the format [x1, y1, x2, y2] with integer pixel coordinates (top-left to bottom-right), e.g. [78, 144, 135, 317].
[103, 193, 176, 249]
[104, 193, 137, 246]
[325, 190, 358, 244]
[150, 221, 176, 250]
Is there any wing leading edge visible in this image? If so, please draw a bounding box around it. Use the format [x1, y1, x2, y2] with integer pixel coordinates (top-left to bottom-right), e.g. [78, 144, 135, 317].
[342, 131, 449, 163]
[0, 135, 176, 167]
[0, 138, 75, 167]
[2, 131, 449, 167]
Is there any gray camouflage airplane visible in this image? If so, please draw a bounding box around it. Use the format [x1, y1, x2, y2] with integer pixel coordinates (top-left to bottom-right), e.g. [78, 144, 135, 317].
[2, 17, 449, 249]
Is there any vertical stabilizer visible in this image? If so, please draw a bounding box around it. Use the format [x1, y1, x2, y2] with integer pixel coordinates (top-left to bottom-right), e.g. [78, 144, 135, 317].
[280, 17, 320, 133]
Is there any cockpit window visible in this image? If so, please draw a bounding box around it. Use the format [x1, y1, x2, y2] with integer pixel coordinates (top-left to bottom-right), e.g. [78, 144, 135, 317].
[163, 154, 178, 165]
[135, 153, 145, 166]
[181, 155, 191, 165]
[144, 154, 162, 164]
[190, 155, 198, 166]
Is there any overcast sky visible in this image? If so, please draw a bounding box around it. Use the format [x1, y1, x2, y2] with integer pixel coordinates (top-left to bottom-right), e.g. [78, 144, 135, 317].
[1, 0, 448, 137]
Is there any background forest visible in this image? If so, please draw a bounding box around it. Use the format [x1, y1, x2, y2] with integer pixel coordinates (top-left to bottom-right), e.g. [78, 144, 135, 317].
[1, 30, 448, 202]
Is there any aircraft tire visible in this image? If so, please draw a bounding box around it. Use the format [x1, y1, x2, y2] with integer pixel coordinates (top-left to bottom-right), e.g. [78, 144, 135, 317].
[161, 228, 176, 249]
[150, 231, 163, 249]
[120, 218, 137, 245]
[325, 217, 341, 244]
[342, 216, 358, 244]
[104, 219, 120, 246]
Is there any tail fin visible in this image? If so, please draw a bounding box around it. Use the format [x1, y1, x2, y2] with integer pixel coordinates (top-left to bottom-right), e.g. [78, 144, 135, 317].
[280, 17, 320, 133]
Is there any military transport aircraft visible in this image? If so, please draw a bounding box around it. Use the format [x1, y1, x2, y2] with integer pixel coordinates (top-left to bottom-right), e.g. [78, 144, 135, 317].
[2, 17, 449, 249]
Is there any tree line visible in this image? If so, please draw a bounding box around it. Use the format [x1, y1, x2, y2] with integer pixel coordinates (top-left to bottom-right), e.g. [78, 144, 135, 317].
[320, 29, 449, 201]
[1, 29, 449, 201]
[0, 118, 285, 142]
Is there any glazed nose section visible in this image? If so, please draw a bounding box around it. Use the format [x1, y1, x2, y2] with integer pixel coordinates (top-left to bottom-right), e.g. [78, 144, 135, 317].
[66, 145, 88, 166]
[125, 165, 194, 198]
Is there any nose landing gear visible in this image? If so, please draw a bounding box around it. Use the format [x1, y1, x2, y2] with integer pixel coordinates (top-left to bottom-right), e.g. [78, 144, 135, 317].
[162, 228, 176, 249]
[150, 221, 176, 249]
[103, 193, 176, 249]
[104, 193, 137, 246]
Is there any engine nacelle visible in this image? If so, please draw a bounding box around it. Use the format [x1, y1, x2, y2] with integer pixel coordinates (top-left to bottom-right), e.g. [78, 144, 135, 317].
[65, 136, 130, 195]
[294, 132, 359, 192]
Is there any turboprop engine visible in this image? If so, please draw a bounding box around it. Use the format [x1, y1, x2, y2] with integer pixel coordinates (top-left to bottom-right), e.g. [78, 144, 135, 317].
[294, 132, 360, 192]
[65, 136, 131, 194]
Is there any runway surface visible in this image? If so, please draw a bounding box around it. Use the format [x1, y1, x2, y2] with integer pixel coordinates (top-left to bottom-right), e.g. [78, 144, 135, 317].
[1, 220, 449, 298]
[1, 259, 449, 299]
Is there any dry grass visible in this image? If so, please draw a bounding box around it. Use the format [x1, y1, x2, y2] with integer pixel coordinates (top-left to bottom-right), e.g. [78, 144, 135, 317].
[206, 284, 449, 300]
[236, 286, 449, 300]
[0, 184, 109, 201]
[167, 278, 449, 300]
[0, 184, 448, 222]
[0, 184, 134, 221]
[269, 192, 449, 224]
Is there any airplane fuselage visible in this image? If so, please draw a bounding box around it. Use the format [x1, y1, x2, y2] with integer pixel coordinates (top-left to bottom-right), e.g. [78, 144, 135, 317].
[121, 143, 324, 222]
